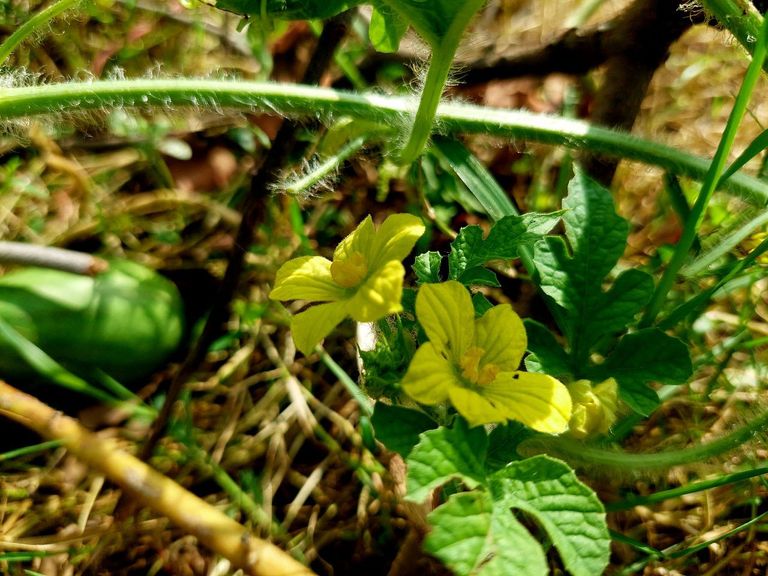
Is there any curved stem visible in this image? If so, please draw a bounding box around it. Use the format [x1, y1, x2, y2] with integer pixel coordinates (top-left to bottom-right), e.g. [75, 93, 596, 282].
[0, 0, 81, 66]
[0, 79, 766, 203]
[520, 407, 768, 472]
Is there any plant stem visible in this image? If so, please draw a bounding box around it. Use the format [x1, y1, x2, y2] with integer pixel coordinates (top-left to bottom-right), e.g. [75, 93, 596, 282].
[641, 13, 768, 327]
[1, 79, 766, 204]
[0, 0, 81, 66]
[701, 0, 763, 59]
[520, 408, 768, 472]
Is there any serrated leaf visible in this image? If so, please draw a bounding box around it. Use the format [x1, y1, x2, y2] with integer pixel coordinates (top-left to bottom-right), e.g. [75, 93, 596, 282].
[584, 268, 654, 345]
[523, 319, 573, 379]
[413, 251, 443, 284]
[489, 455, 610, 576]
[370, 403, 437, 457]
[449, 213, 562, 282]
[424, 491, 547, 576]
[593, 328, 692, 416]
[533, 170, 648, 364]
[406, 420, 487, 503]
[369, 5, 408, 52]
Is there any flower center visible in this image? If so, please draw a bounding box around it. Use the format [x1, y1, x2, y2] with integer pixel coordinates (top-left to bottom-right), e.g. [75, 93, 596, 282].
[459, 346, 500, 387]
[330, 251, 369, 288]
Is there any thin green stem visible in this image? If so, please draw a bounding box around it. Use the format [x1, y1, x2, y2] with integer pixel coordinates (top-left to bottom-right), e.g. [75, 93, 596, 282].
[700, 0, 763, 61]
[396, 0, 485, 164]
[0, 0, 81, 66]
[641, 14, 768, 327]
[284, 134, 368, 196]
[0, 79, 766, 203]
[520, 408, 768, 472]
[606, 466, 768, 511]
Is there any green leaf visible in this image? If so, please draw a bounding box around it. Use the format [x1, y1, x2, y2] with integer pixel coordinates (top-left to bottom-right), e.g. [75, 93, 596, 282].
[375, 0, 484, 48]
[406, 420, 487, 503]
[489, 455, 611, 576]
[370, 403, 437, 457]
[413, 251, 443, 284]
[205, 0, 361, 20]
[432, 136, 518, 221]
[424, 491, 548, 576]
[523, 319, 572, 379]
[471, 292, 494, 316]
[369, 5, 408, 53]
[448, 213, 561, 283]
[533, 169, 651, 365]
[485, 422, 530, 472]
[592, 328, 692, 416]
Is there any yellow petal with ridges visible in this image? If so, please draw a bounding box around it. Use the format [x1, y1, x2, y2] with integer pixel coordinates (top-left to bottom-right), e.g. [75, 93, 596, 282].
[416, 281, 474, 360]
[333, 215, 375, 263]
[348, 260, 404, 322]
[401, 343, 457, 404]
[474, 304, 526, 371]
[448, 386, 509, 428]
[270, 256, 347, 302]
[481, 372, 572, 434]
[367, 213, 426, 271]
[290, 301, 349, 355]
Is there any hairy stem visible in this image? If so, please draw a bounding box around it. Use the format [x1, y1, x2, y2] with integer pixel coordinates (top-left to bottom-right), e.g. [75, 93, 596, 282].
[0, 79, 766, 204]
[520, 408, 768, 472]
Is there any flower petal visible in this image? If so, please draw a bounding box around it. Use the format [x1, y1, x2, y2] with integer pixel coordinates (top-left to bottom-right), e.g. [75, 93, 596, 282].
[348, 260, 404, 322]
[270, 256, 347, 302]
[290, 301, 349, 355]
[401, 342, 457, 404]
[333, 215, 376, 262]
[474, 303, 526, 371]
[448, 386, 510, 427]
[481, 372, 572, 434]
[367, 213, 425, 271]
[416, 281, 474, 359]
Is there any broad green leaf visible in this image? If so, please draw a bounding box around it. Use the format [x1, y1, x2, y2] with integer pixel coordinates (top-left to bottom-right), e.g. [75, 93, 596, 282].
[424, 491, 547, 576]
[406, 420, 487, 502]
[523, 319, 573, 379]
[375, 0, 485, 48]
[533, 169, 647, 365]
[413, 251, 443, 284]
[370, 403, 436, 457]
[471, 292, 494, 316]
[203, 0, 361, 20]
[485, 422, 530, 472]
[591, 328, 692, 416]
[489, 455, 610, 576]
[449, 213, 562, 283]
[369, 5, 408, 53]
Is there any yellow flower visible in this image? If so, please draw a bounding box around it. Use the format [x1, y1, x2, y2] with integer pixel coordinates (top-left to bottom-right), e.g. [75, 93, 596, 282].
[401, 281, 572, 433]
[270, 213, 425, 355]
[567, 378, 619, 439]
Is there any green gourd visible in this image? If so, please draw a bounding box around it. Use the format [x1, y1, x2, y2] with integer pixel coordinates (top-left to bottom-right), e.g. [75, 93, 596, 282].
[0, 259, 185, 385]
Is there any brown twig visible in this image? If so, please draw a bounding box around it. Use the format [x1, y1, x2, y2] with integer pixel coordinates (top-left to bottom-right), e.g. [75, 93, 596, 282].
[0, 380, 316, 576]
[139, 9, 354, 462]
[0, 241, 108, 275]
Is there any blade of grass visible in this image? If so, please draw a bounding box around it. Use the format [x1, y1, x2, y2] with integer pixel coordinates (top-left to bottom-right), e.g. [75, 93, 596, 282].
[606, 466, 768, 511]
[719, 127, 768, 185]
[0, 0, 81, 66]
[641, 12, 768, 326]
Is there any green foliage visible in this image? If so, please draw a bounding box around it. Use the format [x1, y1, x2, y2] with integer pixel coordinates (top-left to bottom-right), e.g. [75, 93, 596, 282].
[370, 403, 436, 457]
[407, 422, 611, 576]
[530, 170, 692, 414]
